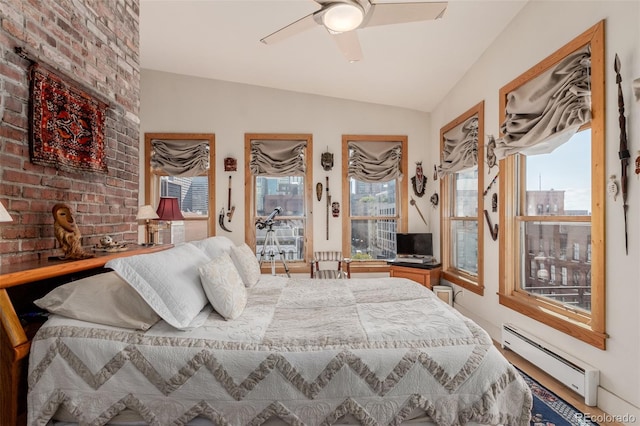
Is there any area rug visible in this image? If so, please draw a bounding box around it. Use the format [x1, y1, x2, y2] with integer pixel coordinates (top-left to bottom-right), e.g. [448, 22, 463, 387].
[517, 367, 599, 426]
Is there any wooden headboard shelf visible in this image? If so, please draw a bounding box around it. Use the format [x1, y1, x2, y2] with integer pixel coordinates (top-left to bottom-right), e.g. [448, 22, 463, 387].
[0, 244, 171, 426]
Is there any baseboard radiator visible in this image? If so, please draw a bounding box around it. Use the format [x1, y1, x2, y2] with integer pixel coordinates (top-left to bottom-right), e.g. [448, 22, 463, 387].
[502, 323, 599, 406]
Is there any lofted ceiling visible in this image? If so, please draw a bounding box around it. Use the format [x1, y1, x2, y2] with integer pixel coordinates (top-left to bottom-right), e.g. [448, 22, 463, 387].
[139, 0, 527, 112]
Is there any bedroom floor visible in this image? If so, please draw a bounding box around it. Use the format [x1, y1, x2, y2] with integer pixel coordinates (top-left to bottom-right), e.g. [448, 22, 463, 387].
[497, 344, 623, 426]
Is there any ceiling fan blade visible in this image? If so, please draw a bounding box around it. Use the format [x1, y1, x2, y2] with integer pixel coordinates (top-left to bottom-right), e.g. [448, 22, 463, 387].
[260, 13, 318, 44]
[364, 1, 447, 27]
[331, 30, 363, 62]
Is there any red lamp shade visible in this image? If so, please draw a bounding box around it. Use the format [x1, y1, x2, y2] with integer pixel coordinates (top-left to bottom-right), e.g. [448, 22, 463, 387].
[156, 197, 184, 221]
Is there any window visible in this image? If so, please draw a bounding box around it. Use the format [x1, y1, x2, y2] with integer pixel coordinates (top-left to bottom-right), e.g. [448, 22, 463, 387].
[341, 135, 408, 268]
[145, 133, 215, 242]
[498, 22, 605, 349]
[439, 102, 484, 295]
[244, 134, 312, 274]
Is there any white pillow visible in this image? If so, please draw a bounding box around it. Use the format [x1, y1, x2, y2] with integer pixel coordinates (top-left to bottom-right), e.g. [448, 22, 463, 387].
[105, 244, 211, 329]
[229, 243, 261, 288]
[189, 236, 234, 259]
[34, 272, 160, 330]
[198, 254, 247, 320]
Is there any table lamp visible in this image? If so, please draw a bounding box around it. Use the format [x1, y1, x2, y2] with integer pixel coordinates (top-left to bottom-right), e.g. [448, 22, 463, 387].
[136, 205, 159, 245]
[156, 197, 184, 244]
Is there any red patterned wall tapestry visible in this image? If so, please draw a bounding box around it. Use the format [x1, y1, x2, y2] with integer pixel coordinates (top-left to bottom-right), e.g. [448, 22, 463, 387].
[29, 63, 108, 173]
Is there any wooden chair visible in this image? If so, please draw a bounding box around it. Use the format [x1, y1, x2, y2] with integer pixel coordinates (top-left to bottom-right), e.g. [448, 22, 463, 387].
[310, 251, 351, 279]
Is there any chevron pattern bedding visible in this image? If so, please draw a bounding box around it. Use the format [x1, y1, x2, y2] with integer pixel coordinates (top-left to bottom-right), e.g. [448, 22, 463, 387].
[28, 276, 532, 425]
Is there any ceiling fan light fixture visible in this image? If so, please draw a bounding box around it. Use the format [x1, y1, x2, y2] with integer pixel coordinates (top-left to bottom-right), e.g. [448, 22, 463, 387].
[322, 3, 364, 33]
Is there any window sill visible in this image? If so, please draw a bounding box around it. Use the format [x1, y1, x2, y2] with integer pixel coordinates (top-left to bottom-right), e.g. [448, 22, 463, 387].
[442, 271, 484, 296]
[498, 293, 607, 350]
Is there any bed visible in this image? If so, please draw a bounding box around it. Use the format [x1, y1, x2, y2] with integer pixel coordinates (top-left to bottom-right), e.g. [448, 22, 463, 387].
[27, 237, 532, 426]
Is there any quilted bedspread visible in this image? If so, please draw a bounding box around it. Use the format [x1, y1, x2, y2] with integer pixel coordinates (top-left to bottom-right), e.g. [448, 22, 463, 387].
[28, 276, 532, 425]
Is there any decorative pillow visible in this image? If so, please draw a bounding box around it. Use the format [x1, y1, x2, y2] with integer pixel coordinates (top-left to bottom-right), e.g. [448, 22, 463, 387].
[189, 236, 234, 260]
[34, 272, 161, 330]
[229, 243, 261, 288]
[105, 243, 211, 329]
[198, 254, 247, 320]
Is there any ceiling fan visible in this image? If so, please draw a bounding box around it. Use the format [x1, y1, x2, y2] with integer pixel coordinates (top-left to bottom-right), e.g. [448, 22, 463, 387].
[260, 0, 448, 62]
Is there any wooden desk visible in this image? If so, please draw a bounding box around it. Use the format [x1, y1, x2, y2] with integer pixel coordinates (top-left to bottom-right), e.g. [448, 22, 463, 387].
[0, 244, 170, 426]
[388, 262, 441, 290]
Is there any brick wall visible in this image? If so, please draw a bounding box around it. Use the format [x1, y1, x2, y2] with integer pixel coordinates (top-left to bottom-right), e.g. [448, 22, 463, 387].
[0, 0, 140, 265]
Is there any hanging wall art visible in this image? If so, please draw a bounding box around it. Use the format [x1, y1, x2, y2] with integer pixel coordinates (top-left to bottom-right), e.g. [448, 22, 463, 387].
[29, 64, 108, 174]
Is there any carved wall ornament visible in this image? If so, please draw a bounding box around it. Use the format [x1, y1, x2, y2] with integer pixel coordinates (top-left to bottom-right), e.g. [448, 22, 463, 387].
[331, 201, 340, 217]
[486, 135, 497, 171]
[224, 157, 237, 172]
[430, 193, 439, 207]
[321, 150, 334, 171]
[411, 161, 427, 197]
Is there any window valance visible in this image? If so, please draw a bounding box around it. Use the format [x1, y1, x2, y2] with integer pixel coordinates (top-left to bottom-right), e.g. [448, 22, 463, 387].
[249, 139, 306, 176]
[347, 140, 402, 183]
[150, 138, 209, 177]
[438, 115, 478, 176]
[495, 45, 591, 159]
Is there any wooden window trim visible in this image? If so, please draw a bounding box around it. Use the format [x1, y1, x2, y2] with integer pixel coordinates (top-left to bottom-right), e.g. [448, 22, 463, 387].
[439, 102, 485, 296]
[341, 135, 409, 261]
[498, 21, 606, 350]
[144, 133, 216, 236]
[244, 133, 313, 275]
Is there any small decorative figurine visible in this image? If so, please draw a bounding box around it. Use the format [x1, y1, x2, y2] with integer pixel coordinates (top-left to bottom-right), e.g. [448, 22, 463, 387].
[316, 182, 323, 201]
[95, 235, 128, 252]
[52, 203, 94, 259]
[492, 193, 498, 212]
[411, 161, 427, 197]
[321, 149, 334, 171]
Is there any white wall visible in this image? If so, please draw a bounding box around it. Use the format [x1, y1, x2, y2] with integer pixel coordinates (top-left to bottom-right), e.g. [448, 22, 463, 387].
[429, 1, 640, 421]
[141, 0, 639, 420]
[140, 71, 436, 251]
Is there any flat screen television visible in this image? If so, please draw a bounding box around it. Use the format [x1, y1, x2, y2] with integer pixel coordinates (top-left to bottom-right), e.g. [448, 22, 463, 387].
[396, 233, 433, 258]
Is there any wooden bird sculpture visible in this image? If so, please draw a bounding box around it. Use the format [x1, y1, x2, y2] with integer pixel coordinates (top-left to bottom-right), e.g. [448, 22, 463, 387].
[52, 203, 94, 259]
